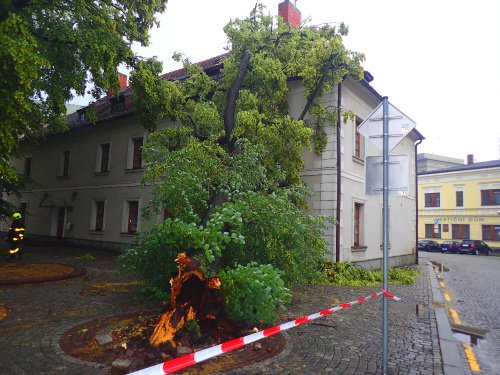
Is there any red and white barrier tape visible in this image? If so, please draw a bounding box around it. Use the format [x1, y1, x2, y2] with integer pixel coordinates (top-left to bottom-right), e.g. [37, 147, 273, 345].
[129, 290, 400, 375]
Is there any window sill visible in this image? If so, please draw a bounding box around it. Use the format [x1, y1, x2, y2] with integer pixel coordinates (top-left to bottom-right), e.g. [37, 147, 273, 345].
[120, 232, 138, 237]
[89, 230, 105, 235]
[94, 171, 110, 176]
[125, 168, 145, 173]
[351, 246, 367, 252]
[352, 156, 365, 165]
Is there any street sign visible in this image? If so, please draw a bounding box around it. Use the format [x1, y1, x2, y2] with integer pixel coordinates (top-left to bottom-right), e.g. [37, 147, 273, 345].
[357, 101, 416, 153]
[434, 219, 439, 225]
[365, 155, 409, 195]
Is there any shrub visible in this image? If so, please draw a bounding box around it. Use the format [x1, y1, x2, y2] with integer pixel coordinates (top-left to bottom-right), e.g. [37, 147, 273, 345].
[219, 263, 291, 324]
[318, 260, 420, 286]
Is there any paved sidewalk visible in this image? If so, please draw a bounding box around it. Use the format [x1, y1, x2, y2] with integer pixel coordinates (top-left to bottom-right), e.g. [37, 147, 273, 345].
[0, 245, 460, 374]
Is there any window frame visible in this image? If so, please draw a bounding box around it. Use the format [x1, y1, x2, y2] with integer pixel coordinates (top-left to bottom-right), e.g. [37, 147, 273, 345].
[424, 192, 440, 207]
[452, 224, 470, 240]
[61, 150, 71, 177]
[24, 156, 32, 177]
[122, 199, 141, 234]
[482, 225, 500, 241]
[481, 189, 500, 206]
[455, 191, 463, 207]
[354, 116, 365, 160]
[90, 200, 107, 232]
[98, 143, 111, 173]
[425, 223, 441, 239]
[126, 135, 145, 170]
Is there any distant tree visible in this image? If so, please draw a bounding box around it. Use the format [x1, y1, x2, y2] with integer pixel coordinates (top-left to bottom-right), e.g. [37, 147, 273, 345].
[0, 0, 168, 219]
[121, 4, 364, 334]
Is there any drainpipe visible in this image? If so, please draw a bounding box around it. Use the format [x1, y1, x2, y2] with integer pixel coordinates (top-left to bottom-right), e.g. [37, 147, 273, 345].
[336, 82, 342, 262]
[414, 139, 422, 265]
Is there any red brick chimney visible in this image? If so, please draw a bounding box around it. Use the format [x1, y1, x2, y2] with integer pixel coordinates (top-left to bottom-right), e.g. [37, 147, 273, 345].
[278, 0, 301, 28]
[118, 73, 128, 90]
[107, 73, 128, 98]
[467, 154, 474, 165]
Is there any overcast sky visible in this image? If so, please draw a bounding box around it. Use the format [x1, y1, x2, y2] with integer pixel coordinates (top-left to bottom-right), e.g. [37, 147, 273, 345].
[76, 0, 500, 162]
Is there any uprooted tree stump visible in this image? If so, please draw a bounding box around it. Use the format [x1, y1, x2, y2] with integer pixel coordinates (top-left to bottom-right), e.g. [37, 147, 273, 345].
[150, 253, 233, 348]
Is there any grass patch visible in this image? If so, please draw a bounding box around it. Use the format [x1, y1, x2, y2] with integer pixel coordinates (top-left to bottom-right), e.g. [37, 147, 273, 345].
[317, 260, 420, 286]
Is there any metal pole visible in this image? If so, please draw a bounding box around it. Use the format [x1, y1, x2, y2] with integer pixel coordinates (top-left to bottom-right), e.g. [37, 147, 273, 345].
[382, 96, 389, 374]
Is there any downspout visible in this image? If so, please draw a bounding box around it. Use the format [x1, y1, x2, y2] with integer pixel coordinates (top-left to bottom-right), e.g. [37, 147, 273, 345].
[414, 139, 422, 265]
[336, 82, 342, 262]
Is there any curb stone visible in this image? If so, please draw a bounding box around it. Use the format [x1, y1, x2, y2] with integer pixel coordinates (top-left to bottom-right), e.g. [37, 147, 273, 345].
[427, 261, 464, 375]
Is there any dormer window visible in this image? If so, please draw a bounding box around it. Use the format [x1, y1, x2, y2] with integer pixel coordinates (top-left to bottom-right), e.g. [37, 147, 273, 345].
[110, 94, 125, 113]
[78, 111, 85, 123]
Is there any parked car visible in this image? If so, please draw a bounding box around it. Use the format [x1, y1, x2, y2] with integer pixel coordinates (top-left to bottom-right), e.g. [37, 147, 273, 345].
[458, 240, 492, 255]
[440, 241, 461, 254]
[418, 240, 441, 252]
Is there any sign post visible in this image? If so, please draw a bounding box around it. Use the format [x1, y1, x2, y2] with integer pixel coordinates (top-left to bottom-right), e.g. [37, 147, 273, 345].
[382, 97, 390, 375]
[358, 97, 416, 374]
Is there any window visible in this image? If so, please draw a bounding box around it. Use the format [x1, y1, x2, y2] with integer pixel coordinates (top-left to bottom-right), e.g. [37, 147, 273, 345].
[452, 224, 470, 240]
[90, 201, 106, 231]
[125, 200, 139, 233]
[481, 189, 500, 206]
[425, 193, 440, 207]
[111, 95, 125, 113]
[98, 143, 110, 173]
[354, 117, 364, 160]
[78, 111, 85, 123]
[425, 224, 441, 238]
[443, 224, 449, 233]
[62, 150, 70, 177]
[127, 136, 144, 170]
[456, 191, 463, 207]
[353, 203, 364, 247]
[24, 157, 32, 177]
[482, 225, 500, 241]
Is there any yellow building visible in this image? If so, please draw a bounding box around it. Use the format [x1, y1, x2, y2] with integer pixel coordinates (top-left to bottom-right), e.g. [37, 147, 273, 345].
[418, 159, 500, 249]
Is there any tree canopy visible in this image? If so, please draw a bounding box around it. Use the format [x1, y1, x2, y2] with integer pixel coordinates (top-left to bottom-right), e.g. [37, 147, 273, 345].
[0, 0, 168, 218]
[121, 4, 365, 321]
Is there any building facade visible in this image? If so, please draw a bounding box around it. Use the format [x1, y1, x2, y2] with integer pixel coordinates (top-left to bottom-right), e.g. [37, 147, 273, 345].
[418, 160, 500, 249]
[3, 1, 423, 266]
[417, 153, 463, 174]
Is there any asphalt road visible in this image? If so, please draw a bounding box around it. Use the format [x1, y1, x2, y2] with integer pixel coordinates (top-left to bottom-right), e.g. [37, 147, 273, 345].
[422, 250, 500, 374]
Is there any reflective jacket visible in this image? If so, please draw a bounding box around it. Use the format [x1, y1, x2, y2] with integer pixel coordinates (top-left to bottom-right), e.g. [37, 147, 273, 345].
[8, 218, 25, 243]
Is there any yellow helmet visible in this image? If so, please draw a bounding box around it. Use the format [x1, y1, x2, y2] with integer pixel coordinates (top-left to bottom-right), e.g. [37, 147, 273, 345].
[12, 212, 22, 219]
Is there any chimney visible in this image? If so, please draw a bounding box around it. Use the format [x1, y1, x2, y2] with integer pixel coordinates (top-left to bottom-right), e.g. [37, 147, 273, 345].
[107, 73, 128, 98]
[467, 154, 474, 165]
[278, 0, 301, 28]
[118, 73, 128, 90]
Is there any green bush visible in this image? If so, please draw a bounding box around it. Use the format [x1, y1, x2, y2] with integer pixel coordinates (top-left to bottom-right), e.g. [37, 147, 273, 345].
[219, 190, 330, 287]
[318, 260, 420, 286]
[219, 263, 292, 324]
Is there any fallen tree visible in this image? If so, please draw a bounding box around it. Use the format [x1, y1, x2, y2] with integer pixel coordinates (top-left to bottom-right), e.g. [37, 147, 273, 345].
[120, 3, 364, 347]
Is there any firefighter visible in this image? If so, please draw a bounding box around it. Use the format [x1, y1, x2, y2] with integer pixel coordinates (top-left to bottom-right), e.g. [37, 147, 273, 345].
[8, 212, 25, 259]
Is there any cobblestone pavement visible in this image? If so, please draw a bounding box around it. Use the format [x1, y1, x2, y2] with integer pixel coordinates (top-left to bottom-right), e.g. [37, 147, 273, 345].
[1, 245, 449, 374]
[425, 251, 500, 375]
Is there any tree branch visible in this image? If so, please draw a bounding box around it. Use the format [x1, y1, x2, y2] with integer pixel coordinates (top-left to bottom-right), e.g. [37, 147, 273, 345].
[223, 50, 250, 149]
[299, 53, 336, 121]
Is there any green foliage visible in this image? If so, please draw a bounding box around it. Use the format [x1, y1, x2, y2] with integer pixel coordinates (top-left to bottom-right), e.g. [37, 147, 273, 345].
[218, 190, 330, 287]
[184, 319, 201, 339]
[76, 253, 96, 261]
[124, 4, 364, 305]
[0, 0, 167, 218]
[219, 263, 291, 324]
[318, 260, 420, 286]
